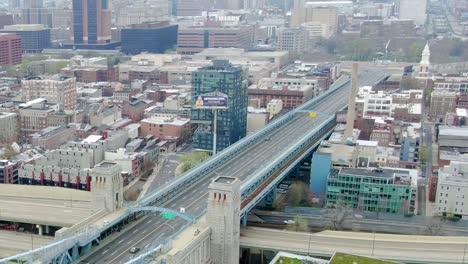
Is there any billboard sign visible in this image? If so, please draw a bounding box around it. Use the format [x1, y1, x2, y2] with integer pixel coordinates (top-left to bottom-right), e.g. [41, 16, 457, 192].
[195, 92, 228, 109]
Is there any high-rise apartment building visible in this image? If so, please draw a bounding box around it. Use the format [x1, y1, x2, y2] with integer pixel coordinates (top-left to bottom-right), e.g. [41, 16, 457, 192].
[71, 0, 111, 45]
[191, 60, 248, 152]
[0, 33, 22, 65]
[21, 76, 77, 110]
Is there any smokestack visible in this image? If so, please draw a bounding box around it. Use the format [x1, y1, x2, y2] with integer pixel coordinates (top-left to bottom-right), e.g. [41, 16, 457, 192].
[344, 63, 359, 140]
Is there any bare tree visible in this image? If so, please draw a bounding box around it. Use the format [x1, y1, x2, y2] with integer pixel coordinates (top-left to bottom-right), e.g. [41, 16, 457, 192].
[423, 217, 445, 236]
[325, 199, 353, 231]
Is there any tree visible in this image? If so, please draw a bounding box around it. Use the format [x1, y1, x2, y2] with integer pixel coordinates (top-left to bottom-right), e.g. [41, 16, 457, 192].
[51, 61, 68, 74]
[1, 146, 17, 160]
[419, 146, 429, 166]
[407, 42, 425, 62]
[179, 151, 211, 173]
[285, 181, 310, 206]
[325, 199, 352, 231]
[286, 215, 309, 232]
[18, 59, 36, 77]
[423, 217, 444, 235]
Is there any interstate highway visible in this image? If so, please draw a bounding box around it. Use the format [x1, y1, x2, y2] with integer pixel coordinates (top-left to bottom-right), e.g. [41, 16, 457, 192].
[81, 71, 387, 263]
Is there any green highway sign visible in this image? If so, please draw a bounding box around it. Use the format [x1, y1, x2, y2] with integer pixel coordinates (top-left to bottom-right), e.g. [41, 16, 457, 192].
[163, 212, 175, 219]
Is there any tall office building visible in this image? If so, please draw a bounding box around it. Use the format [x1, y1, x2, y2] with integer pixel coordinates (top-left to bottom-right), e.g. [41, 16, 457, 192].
[21, 8, 53, 28]
[398, 0, 427, 26]
[121, 21, 178, 55]
[71, 0, 111, 45]
[191, 60, 248, 152]
[0, 24, 50, 53]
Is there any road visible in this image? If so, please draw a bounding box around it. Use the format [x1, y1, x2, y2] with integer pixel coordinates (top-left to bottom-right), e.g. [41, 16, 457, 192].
[0, 195, 92, 227]
[147, 144, 194, 193]
[252, 211, 468, 236]
[0, 230, 54, 257]
[240, 227, 468, 263]
[80, 71, 387, 263]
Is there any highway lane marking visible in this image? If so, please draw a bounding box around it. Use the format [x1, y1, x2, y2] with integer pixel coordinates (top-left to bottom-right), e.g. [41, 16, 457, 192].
[107, 222, 169, 263]
[102, 249, 109, 255]
[132, 229, 138, 234]
[117, 239, 124, 244]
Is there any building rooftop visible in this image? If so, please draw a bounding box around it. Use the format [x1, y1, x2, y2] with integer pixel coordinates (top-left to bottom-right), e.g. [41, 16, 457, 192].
[340, 167, 417, 186]
[439, 126, 468, 137]
[141, 116, 190, 126]
[2, 24, 46, 31]
[81, 135, 102, 143]
[214, 176, 237, 184]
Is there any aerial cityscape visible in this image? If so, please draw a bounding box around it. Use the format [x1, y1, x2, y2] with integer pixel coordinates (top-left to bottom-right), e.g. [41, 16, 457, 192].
[0, 0, 467, 263]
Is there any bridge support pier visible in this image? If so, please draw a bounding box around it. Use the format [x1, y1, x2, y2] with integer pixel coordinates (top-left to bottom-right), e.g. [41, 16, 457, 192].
[242, 214, 247, 226]
[81, 242, 92, 255]
[71, 245, 79, 260]
[265, 188, 276, 207]
[37, 224, 43, 236]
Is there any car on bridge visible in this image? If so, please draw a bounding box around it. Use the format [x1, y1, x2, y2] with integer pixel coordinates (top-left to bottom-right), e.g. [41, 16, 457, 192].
[129, 247, 140, 254]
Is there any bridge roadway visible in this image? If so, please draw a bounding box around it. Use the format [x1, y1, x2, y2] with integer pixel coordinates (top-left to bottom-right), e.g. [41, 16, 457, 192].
[81, 70, 388, 264]
[240, 227, 468, 264]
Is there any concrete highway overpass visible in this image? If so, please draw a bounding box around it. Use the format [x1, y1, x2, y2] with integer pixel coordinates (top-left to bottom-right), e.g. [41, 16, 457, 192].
[240, 227, 468, 264]
[0, 185, 93, 227]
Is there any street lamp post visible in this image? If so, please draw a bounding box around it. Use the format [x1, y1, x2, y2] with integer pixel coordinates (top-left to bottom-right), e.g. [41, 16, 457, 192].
[213, 109, 218, 155]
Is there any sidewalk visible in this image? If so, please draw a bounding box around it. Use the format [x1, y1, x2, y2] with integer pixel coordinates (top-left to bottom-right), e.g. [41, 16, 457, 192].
[138, 156, 166, 199]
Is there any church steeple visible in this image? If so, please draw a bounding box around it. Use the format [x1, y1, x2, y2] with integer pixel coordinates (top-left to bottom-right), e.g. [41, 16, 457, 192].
[419, 42, 430, 77]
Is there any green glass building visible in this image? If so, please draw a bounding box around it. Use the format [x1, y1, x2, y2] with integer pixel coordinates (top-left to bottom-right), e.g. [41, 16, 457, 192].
[191, 60, 248, 152]
[326, 168, 417, 214]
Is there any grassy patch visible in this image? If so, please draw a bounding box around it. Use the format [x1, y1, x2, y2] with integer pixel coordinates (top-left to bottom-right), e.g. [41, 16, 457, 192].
[330, 253, 397, 264]
[277, 256, 302, 264]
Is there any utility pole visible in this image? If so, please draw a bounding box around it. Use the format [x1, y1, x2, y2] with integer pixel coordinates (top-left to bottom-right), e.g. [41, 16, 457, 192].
[371, 230, 376, 256]
[463, 239, 467, 263]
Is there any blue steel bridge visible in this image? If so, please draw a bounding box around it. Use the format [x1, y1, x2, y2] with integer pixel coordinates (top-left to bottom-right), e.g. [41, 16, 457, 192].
[0, 69, 389, 264]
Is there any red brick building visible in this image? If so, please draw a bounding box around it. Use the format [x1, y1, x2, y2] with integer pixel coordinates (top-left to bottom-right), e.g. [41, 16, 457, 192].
[61, 66, 118, 83]
[0, 33, 22, 65]
[122, 99, 150, 122]
[140, 116, 191, 144]
[247, 85, 314, 109]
